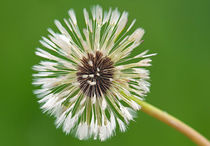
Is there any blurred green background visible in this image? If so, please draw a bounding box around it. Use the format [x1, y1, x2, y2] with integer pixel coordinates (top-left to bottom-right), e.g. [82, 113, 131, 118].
[1, 0, 210, 146]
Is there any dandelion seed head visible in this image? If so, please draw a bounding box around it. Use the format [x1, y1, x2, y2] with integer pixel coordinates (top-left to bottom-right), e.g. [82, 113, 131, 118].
[33, 5, 155, 141]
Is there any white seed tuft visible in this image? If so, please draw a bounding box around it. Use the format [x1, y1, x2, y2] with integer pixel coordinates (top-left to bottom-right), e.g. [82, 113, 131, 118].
[87, 80, 96, 85]
[117, 118, 126, 132]
[82, 74, 88, 78]
[89, 74, 94, 78]
[88, 60, 93, 66]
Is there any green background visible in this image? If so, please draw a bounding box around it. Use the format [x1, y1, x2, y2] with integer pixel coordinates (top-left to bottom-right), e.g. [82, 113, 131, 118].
[1, 0, 210, 146]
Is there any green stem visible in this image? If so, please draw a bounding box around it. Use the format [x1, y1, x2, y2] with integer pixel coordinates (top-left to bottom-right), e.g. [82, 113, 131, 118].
[134, 99, 210, 146]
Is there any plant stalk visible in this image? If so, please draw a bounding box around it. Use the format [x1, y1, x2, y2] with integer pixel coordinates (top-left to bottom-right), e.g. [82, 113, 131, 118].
[134, 99, 210, 146]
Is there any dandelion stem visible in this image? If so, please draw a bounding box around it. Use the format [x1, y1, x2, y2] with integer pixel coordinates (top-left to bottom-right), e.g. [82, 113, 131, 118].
[134, 99, 210, 146]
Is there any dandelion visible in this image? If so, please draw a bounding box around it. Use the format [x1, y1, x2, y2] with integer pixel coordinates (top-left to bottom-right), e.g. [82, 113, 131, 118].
[33, 5, 155, 141]
[33, 5, 210, 145]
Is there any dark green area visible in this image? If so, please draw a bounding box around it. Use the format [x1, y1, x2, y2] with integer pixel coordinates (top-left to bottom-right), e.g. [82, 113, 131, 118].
[1, 0, 210, 146]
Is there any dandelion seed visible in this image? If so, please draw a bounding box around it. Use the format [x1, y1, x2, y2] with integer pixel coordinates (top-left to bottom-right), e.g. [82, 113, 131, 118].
[33, 5, 155, 141]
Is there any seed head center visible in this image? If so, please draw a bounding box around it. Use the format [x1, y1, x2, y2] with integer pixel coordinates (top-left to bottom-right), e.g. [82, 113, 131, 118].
[76, 51, 114, 97]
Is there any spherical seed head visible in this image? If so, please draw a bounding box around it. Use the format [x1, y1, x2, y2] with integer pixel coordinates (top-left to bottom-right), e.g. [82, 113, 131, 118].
[77, 51, 114, 97]
[33, 5, 156, 141]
